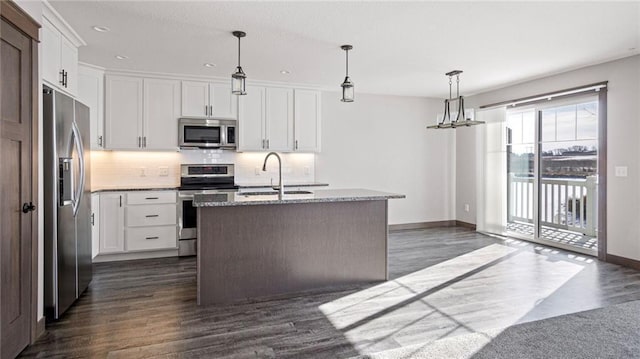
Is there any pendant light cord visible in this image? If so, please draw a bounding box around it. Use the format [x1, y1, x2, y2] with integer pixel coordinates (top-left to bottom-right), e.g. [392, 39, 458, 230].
[237, 36, 241, 67]
[345, 49, 349, 77]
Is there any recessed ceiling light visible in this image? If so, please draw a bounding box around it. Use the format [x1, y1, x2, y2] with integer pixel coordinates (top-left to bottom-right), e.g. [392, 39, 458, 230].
[204, 63, 217, 68]
[92, 26, 110, 32]
[115, 55, 128, 60]
[280, 70, 291, 74]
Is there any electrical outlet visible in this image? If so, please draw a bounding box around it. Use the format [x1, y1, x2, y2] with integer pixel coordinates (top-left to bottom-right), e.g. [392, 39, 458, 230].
[158, 166, 169, 177]
[615, 166, 628, 177]
[304, 166, 311, 176]
[140, 167, 147, 177]
[255, 167, 261, 176]
[464, 204, 470, 212]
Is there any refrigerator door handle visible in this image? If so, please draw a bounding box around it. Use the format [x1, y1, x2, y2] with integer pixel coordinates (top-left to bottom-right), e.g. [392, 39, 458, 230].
[71, 121, 85, 217]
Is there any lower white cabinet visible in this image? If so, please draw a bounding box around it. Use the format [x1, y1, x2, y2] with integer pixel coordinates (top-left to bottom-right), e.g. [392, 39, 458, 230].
[91, 193, 100, 258]
[126, 227, 178, 251]
[98, 192, 126, 254]
[95, 190, 178, 259]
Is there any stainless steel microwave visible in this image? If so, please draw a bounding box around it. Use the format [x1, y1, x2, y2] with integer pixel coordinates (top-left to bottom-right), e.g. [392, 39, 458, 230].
[178, 118, 236, 149]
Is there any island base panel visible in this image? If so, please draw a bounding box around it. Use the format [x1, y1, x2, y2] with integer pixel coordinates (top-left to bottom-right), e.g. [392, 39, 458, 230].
[197, 200, 388, 305]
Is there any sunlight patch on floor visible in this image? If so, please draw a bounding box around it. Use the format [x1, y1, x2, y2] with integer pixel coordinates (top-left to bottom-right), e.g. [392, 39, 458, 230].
[319, 243, 586, 354]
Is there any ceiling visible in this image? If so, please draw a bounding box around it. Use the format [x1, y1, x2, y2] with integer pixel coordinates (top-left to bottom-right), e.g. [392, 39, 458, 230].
[50, 1, 640, 98]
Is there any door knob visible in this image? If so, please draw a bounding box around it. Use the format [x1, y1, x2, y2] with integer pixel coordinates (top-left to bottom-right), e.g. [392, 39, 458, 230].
[22, 202, 36, 213]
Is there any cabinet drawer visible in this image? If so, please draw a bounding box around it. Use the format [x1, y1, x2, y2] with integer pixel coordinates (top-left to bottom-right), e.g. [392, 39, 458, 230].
[126, 226, 177, 251]
[126, 204, 176, 227]
[127, 191, 176, 205]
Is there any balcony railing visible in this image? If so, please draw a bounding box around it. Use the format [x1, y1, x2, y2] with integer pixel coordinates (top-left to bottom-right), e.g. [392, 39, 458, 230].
[508, 174, 597, 237]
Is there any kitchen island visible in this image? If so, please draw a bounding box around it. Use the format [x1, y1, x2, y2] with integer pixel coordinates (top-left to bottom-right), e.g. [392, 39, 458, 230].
[194, 189, 405, 305]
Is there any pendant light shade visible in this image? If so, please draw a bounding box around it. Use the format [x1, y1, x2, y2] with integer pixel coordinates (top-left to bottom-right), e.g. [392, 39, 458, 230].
[340, 45, 354, 102]
[427, 70, 485, 129]
[231, 31, 247, 95]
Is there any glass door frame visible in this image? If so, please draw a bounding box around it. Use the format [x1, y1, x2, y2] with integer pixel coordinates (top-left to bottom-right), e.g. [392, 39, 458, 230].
[506, 95, 602, 257]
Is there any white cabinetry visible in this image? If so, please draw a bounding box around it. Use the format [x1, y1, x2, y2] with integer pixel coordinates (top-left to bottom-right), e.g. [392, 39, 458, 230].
[98, 193, 125, 254]
[143, 78, 181, 149]
[238, 86, 265, 151]
[265, 88, 294, 151]
[238, 87, 321, 152]
[91, 193, 100, 259]
[78, 65, 105, 150]
[105, 76, 180, 150]
[95, 191, 178, 261]
[181, 81, 237, 119]
[41, 6, 84, 97]
[293, 89, 322, 152]
[105, 76, 143, 150]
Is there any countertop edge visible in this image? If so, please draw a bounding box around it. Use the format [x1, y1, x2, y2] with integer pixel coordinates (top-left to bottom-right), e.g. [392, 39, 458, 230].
[194, 194, 406, 207]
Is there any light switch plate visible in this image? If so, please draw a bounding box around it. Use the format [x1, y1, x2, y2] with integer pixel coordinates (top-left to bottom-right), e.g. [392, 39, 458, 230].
[158, 166, 169, 177]
[140, 167, 147, 177]
[615, 166, 628, 177]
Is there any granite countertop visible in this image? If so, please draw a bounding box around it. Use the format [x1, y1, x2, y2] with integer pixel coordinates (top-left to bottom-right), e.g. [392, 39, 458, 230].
[92, 187, 178, 193]
[236, 182, 329, 189]
[193, 188, 405, 207]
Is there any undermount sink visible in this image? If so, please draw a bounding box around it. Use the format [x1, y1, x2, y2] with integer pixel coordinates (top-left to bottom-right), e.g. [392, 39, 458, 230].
[240, 190, 313, 196]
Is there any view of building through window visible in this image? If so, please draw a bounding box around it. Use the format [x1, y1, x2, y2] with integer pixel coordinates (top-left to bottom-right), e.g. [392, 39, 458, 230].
[507, 100, 598, 179]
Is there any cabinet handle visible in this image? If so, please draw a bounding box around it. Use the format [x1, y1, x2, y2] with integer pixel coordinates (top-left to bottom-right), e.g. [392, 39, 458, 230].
[119, 195, 122, 207]
[295, 140, 298, 150]
[267, 139, 270, 149]
[145, 214, 159, 218]
[63, 70, 68, 87]
[262, 139, 265, 149]
[138, 136, 142, 148]
[205, 105, 208, 116]
[98, 135, 103, 147]
[145, 236, 159, 240]
[143, 137, 147, 148]
[59, 70, 65, 85]
[91, 213, 95, 226]
[145, 197, 159, 200]
[210, 105, 213, 116]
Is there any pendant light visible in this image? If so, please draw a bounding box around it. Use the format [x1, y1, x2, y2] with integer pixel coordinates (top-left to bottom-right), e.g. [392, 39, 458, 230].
[427, 70, 485, 129]
[231, 31, 247, 95]
[340, 45, 354, 102]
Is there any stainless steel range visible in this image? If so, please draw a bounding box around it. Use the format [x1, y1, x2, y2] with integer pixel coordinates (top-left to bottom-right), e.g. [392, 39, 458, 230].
[178, 164, 237, 256]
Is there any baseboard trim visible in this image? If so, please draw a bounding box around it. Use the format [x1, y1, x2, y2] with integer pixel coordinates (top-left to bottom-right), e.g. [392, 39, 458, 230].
[92, 249, 179, 263]
[32, 317, 45, 344]
[606, 254, 640, 271]
[455, 220, 477, 230]
[389, 220, 476, 231]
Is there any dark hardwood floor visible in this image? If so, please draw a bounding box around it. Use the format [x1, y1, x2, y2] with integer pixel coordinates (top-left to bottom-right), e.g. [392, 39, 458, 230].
[20, 227, 640, 358]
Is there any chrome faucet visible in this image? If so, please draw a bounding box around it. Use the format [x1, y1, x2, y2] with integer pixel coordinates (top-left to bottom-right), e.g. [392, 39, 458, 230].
[262, 152, 284, 198]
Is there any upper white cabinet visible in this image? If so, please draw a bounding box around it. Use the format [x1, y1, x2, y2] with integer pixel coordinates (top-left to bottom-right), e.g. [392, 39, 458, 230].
[78, 65, 105, 150]
[181, 81, 237, 119]
[105, 75, 180, 150]
[238, 87, 321, 152]
[143, 78, 181, 149]
[265, 88, 294, 151]
[293, 89, 322, 152]
[41, 3, 85, 97]
[238, 86, 265, 151]
[105, 76, 143, 150]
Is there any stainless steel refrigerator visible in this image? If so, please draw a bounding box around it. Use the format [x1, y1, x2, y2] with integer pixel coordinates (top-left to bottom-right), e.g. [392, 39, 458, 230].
[43, 85, 92, 320]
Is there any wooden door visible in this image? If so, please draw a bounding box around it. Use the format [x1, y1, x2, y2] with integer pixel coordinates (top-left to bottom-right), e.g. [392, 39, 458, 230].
[1, 14, 36, 359]
[105, 75, 143, 149]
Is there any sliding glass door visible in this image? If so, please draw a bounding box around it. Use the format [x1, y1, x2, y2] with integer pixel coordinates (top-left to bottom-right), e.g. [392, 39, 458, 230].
[505, 96, 599, 255]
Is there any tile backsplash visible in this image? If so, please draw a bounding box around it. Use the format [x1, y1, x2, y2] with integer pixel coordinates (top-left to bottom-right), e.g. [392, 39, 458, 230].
[91, 149, 316, 190]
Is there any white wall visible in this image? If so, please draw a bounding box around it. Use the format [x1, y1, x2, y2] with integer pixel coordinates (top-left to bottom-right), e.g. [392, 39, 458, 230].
[316, 91, 455, 225]
[456, 55, 640, 260]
